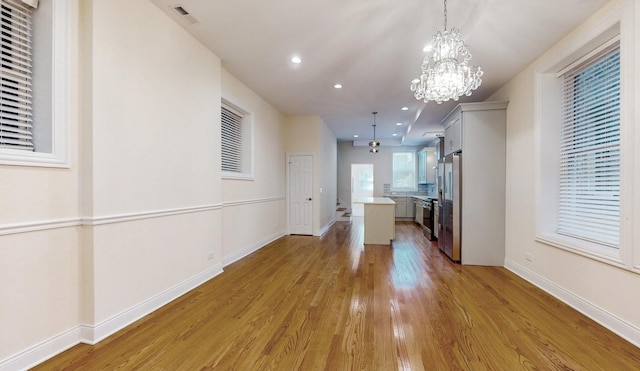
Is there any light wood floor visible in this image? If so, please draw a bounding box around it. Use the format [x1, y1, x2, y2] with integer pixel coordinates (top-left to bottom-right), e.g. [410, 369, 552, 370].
[35, 219, 640, 370]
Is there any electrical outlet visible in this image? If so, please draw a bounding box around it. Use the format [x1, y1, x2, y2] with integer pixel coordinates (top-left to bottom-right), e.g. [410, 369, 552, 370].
[206, 252, 215, 260]
[525, 252, 533, 262]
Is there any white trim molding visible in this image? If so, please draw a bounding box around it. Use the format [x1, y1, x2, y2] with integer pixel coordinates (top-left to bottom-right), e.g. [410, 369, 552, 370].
[81, 204, 222, 226]
[222, 230, 286, 267]
[0, 217, 80, 236]
[0, 263, 224, 371]
[0, 325, 82, 371]
[86, 263, 223, 344]
[0, 204, 223, 236]
[318, 218, 336, 237]
[505, 258, 640, 348]
[222, 196, 285, 208]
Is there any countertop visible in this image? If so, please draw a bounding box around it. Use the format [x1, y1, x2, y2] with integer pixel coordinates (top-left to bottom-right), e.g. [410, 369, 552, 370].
[353, 197, 396, 205]
[384, 194, 438, 201]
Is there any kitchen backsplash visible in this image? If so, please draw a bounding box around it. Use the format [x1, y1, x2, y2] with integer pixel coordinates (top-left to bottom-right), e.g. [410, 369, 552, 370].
[384, 183, 436, 196]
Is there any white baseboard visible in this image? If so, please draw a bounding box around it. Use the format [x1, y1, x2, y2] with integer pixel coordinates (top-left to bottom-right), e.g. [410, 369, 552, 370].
[0, 263, 223, 371]
[504, 258, 640, 348]
[317, 218, 336, 237]
[222, 231, 286, 267]
[0, 325, 83, 371]
[87, 263, 223, 343]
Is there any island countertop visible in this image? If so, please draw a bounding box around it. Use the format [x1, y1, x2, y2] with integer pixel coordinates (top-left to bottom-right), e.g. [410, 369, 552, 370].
[353, 197, 395, 205]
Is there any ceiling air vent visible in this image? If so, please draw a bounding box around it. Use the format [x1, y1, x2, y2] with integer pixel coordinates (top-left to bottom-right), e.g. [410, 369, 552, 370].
[173, 5, 198, 24]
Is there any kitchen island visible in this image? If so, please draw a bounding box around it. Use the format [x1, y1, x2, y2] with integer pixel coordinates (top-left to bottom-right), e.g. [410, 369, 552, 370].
[354, 197, 396, 245]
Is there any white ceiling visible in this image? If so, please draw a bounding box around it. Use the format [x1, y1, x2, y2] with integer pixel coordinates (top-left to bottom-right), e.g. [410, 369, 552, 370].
[151, 0, 607, 145]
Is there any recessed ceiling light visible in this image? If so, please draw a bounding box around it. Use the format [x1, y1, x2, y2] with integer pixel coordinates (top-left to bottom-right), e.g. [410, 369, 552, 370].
[291, 56, 301, 64]
[334, 83, 343, 89]
[401, 107, 409, 111]
[353, 134, 359, 138]
[396, 122, 402, 126]
[392, 133, 398, 136]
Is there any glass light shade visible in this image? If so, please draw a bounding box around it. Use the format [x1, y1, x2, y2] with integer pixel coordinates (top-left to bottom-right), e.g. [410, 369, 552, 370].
[410, 28, 482, 104]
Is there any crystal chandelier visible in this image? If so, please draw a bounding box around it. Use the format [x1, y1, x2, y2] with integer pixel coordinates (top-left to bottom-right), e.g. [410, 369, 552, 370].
[369, 112, 380, 154]
[410, 0, 482, 104]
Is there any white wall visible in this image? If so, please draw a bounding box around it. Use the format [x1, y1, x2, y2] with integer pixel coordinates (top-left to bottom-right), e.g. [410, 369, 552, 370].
[0, 0, 82, 362]
[84, 0, 223, 326]
[0, 0, 289, 368]
[320, 123, 338, 233]
[285, 116, 337, 235]
[489, 0, 640, 345]
[337, 142, 422, 206]
[221, 69, 287, 265]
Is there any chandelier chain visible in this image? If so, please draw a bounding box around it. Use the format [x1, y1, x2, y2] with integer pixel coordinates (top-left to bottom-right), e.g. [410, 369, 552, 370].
[444, 0, 447, 31]
[369, 111, 380, 153]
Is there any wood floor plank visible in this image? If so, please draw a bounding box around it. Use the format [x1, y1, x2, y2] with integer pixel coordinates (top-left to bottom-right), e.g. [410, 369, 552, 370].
[33, 219, 640, 370]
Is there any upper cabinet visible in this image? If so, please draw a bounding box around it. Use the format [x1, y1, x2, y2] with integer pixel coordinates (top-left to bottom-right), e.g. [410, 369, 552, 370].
[418, 148, 426, 183]
[444, 118, 462, 155]
[418, 147, 437, 184]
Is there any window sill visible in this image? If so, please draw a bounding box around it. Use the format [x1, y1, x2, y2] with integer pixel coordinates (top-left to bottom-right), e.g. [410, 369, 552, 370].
[0, 150, 69, 168]
[535, 232, 626, 269]
[222, 172, 254, 181]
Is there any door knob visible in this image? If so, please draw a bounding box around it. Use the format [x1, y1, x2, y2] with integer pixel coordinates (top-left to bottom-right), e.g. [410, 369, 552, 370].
[307, 198, 312, 201]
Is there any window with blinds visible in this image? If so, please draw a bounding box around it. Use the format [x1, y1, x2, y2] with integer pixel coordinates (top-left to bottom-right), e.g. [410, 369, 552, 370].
[392, 151, 416, 190]
[558, 40, 620, 248]
[0, 0, 34, 151]
[221, 104, 245, 173]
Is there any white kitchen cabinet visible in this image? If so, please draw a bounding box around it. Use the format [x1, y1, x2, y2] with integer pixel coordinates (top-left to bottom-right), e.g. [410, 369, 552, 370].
[363, 198, 396, 245]
[394, 197, 407, 218]
[440, 101, 508, 266]
[407, 197, 416, 219]
[426, 147, 437, 184]
[444, 117, 462, 155]
[417, 148, 427, 184]
[388, 196, 418, 219]
[418, 147, 437, 184]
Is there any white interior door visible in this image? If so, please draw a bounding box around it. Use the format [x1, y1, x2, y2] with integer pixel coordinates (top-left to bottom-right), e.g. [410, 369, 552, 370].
[288, 155, 313, 235]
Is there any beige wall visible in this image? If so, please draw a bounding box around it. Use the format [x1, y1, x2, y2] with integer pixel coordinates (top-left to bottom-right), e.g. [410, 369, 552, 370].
[285, 116, 337, 235]
[320, 123, 338, 232]
[489, 0, 640, 341]
[0, 0, 82, 360]
[84, 0, 223, 325]
[221, 69, 287, 264]
[337, 142, 422, 207]
[0, 0, 290, 367]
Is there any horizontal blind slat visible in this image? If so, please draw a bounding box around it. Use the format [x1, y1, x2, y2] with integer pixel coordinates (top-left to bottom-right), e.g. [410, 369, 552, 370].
[557, 41, 620, 248]
[0, 0, 34, 151]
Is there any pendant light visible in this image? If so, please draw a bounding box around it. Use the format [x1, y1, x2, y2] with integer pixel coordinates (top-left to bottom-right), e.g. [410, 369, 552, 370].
[369, 112, 380, 153]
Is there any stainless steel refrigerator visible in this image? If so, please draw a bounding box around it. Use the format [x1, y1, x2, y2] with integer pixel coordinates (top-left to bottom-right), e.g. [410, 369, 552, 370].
[438, 152, 461, 262]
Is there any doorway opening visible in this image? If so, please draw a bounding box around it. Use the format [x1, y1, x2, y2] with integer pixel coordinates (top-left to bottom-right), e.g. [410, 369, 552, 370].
[351, 164, 373, 217]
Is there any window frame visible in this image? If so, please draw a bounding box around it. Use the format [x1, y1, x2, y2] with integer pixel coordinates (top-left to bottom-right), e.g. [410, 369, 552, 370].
[0, 0, 70, 168]
[220, 98, 254, 180]
[391, 150, 417, 192]
[556, 40, 621, 249]
[534, 5, 636, 271]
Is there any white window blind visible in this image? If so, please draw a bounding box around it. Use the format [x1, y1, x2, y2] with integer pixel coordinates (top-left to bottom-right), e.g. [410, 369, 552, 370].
[221, 105, 243, 173]
[558, 41, 620, 247]
[392, 151, 416, 190]
[0, 0, 33, 151]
